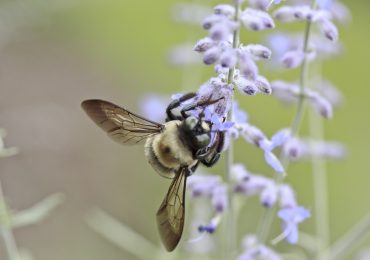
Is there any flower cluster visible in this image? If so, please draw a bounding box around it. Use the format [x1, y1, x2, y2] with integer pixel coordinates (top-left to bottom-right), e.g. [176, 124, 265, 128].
[233, 164, 310, 243]
[139, 0, 351, 258]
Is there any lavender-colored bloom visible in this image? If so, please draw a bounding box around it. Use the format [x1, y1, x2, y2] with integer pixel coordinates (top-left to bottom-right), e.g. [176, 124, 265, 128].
[220, 48, 238, 68]
[241, 8, 275, 31]
[270, 128, 291, 150]
[307, 90, 333, 119]
[273, 6, 297, 22]
[193, 37, 216, 53]
[187, 174, 221, 197]
[254, 75, 272, 94]
[278, 206, 311, 244]
[214, 4, 235, 17]
[202, 14, 223, 30]
[244, 44, 272, 60]
[260, 182, 278, 207]
[305, 139, 347, 160]
[198, 214, 221, 234]
[293, 5, 314, 21]
[320, 79, 343, 107]
[316, 0, 333, 10]
[317, 18, 339, 42]
[210, 113, 235, 131]
[211, 184, 228, 212]
[248, 0, 270, 11]
[210, 22, 232, 42]
[238, 51, 259, 79]
[281, 50, 305, 69]
[279, 184, 297, 208]
[203, 46, 222, 65]
[330, 2, 351, 24]
[282, 137, 305, 160]
[234, 174, 272, 196]
[232, 102, 249, 124]
[236, 77, 258, 96]
[264, 151, 285, 173]
[241, 124, 267, 147]
[238, 244, 281, 260]
[231, 163, 250, 182]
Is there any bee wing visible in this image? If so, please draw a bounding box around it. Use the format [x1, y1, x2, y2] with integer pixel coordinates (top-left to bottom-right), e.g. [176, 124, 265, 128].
[81, 99, 164, 145]
[156, 167, 188, 251]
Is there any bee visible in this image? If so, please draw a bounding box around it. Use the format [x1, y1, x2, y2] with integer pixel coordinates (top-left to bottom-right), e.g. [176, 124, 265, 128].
[81, 93, 225, 251]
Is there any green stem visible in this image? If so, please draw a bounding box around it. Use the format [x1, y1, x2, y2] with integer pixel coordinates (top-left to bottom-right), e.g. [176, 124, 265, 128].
[323, 211, 370, 260]
[257, 1, 316, 244]
[309, 65, 330, 260]
[224, 1, 241, 258]
[0, 180, 20, 260]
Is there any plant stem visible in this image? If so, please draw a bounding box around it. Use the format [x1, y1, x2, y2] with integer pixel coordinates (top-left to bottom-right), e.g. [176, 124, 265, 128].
[224, 1, 241, 258]
[323, 211, 370, 260]
[0, 179, 20, 260]
[257, 1, 316, 244]
[309, 64, 330, 260]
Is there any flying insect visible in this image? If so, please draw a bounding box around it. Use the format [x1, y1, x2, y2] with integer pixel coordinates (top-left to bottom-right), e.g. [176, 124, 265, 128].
[81, 93, 225, 251]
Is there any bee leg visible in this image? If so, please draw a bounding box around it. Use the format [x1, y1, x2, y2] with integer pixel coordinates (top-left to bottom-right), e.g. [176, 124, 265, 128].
[195, 147, 210, 160]
[199, 132, 225, 167]
[189, 161, 200, 175]
[180, 96, 225, 119]
[200, 153, 221, 167]
[166, 92, 196, 121]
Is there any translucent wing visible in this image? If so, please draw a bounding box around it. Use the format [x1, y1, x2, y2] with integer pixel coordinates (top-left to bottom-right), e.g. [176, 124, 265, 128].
[156, 167, 188, 251]
[81, 99, 164, 145]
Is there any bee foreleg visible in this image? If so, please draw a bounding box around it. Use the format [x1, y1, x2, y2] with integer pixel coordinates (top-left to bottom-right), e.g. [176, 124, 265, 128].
[200, 153, 220, 167]
[166, 92, 196, 121]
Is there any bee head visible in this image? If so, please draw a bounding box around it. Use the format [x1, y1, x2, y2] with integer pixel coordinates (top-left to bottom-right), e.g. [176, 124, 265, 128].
[183, 116, 211, 149]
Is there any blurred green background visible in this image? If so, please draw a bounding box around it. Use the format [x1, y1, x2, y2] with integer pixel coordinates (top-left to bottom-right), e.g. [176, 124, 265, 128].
[0, 0, 369, 259]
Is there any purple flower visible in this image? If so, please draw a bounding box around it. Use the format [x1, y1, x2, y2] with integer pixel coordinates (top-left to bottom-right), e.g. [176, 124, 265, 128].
[238, 235, 282, 260]
[248, 0, 270, 11]
[238, 51, 259, 79]
[279, 184, 297, 208]
[254, 75, 272, 94]
[214, 4, 235, 17]
[187, 174, 221, 197]
[219, 48, 238, 68]
[231, 163, 250, 182]
[241, 8, 275, 31]
[282, 137, 305, 160]
[278, 206, 311, 244]
[211, 184, 228, 212]
[234, 174, 272, 196]
[317, 0, 334, 10]
[306, 90, 333, 119]
[281, 50, 305, 69]
[236, 77, 258, 96]
[203, 46, 222, 65]
[317, 18, 339, 42]
[232, 102, 249, 124]
[270, 128, 291, 150]
[264, 151, 285, 173]
[244, 44, 272, 60]
[193, 37, 216, 52]
[198, 214, 221, 234]
[260, 182, 278, 207]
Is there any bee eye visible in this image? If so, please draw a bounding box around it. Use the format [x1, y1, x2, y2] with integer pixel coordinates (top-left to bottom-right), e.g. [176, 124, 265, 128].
[196, 134, 210, 147]
[185, 116, 198, 130]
